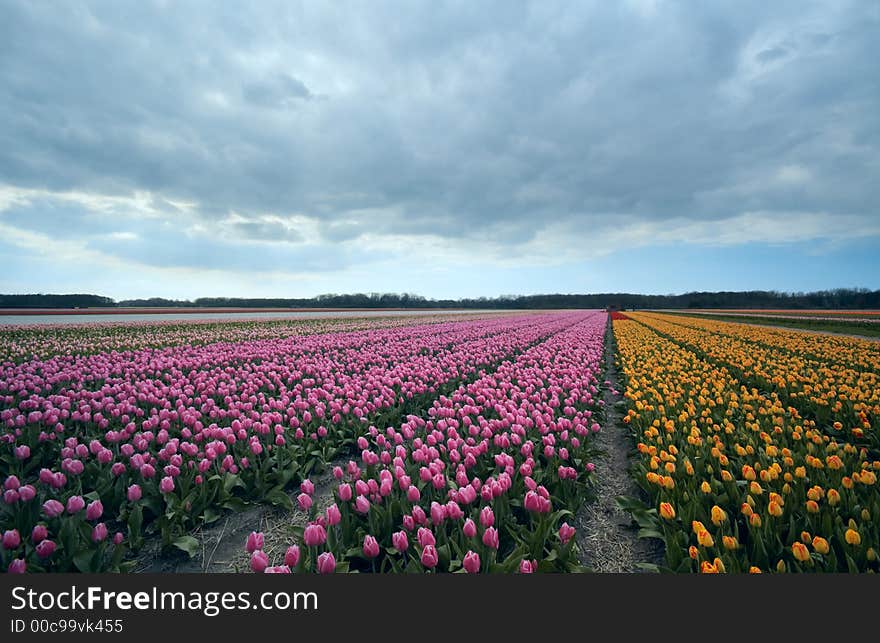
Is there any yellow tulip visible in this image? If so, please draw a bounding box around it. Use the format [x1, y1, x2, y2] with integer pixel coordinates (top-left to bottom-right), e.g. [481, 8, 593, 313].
[710, 505, 727, 526]
[792, 542, 810, 562]
[845, 529, 861, 546]
[812, 537, 830, 555]
[700, 560, 719, 574]
[659, 502, 676, 520]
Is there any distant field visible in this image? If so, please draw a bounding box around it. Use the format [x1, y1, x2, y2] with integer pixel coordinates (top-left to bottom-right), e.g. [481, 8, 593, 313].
[658, 310, 880, 338]
[686, 309, 880, 321]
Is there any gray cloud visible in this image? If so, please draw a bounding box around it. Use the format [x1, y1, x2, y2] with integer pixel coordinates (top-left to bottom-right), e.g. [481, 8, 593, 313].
[0, 0, 877, 269]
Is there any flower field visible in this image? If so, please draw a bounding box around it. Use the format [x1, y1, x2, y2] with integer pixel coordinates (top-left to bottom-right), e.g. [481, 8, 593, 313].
[4, 307, 877, 574]
[614, 312, 879, 572]
[1, 311, 606, 574]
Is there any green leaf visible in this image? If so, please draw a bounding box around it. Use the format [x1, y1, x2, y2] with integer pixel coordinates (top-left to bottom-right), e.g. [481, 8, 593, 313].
[172, 535, 200, 558]
[73, 549, 96, 573]
[222, 497, 249, 512]
[223, 474, 243, 494]
[264, 487, 293, 510]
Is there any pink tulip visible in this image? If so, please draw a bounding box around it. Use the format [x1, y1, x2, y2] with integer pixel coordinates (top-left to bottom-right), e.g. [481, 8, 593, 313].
[4, 475, 19, 490]
[3, 490, 18, 504]
[35, 539, 56, 559]
[300, 479, 315, 495]
[303, 523, 327, 547]
[265, 565, 291, 573]
[66, 495, 85, 515]
[284, 545, 300, 567]
[479, 506, 494, 528]
[420, 545, 438, 569]
[18, 485, 36, 502]
[316, 551, 336, 574]
[559, 522, 576, 545]
[245, 531, 264, 553]
[463, 550, 481, 573]
[363, 535, 380, 559]
[325, 503, 341, 526]
[417, 527, 436, 548]
[7, 559, 26, 574]
[297, 493, 313, 511]
[430, 501, 445, 526]
[519, 559, 537, 574]
[91, 523, 108, 542]
[338, 484, 352, 502]
[32, 524, 49, 544]
[392, 530, 409, 552]
[159, 476, 175, 493]
[3, 529, 21, 549]
[482, 526, 499, 550]
[42, 499, 64, 518]
[250, 550, 269, 573]
[463, 518, 477, 539]
[354, 495, 370, 514]
[86, 499, 103, 521]
[127, 484, 142, 502]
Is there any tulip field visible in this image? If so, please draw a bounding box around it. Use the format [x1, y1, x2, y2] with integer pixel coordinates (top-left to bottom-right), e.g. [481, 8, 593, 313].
[2, 309, 877, 574]
[615, 312, 879, 573]
[0, 312, 605, 574]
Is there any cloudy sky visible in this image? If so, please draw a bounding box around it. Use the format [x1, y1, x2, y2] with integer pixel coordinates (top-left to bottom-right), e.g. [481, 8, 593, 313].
[1, 0, 878, 300]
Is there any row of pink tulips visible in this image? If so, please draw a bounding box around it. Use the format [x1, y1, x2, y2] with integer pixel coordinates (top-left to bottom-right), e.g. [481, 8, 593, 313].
[245, 311, 608, 573]
[1, 313, 581, 572]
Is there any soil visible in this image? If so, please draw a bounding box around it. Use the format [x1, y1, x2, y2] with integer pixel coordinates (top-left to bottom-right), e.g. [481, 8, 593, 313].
[573, 320, 664, 572]
[134, 455, 351, 573]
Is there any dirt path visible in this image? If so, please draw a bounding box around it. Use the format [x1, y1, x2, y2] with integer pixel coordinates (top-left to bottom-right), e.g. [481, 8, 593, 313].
[134, 455, 350, 573]
[574, 319, 663, 572]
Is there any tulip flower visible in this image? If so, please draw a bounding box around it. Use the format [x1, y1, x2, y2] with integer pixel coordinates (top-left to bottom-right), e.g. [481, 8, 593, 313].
[392, 530, 409, 553]
[303, 523, 327, 547]
[420, 545, 438, 569]
[284, 545, 301, 567]
[35, 539, 56, 559]
[127, 484, 142, 502]
[2, 529, 21, 550]
[250, 550, 269, 573]
[42, 499, 64, 518]
[246, 531, 264, 554]
[66, 495, 85, 515]
[463, 550, 481, 573]
[316, 552, 336, 574]
[91, 523, 108, 543]
[363, 535, 380, 559]
[297, 493, 313, 512]
[482, 526, 499, 550]
[86, 499, 103, 521]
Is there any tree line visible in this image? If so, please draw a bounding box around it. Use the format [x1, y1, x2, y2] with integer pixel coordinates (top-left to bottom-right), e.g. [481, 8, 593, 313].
[1, 289, 878, 310]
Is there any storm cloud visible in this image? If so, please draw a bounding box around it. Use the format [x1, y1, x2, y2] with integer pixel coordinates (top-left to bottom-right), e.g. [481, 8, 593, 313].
[0, 0, 877, 297]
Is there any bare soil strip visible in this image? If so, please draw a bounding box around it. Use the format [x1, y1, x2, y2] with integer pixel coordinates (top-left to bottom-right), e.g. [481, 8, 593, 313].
[574, 321, 663, 572]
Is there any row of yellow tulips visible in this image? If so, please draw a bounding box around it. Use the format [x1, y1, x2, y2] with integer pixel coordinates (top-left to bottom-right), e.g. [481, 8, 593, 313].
[614, 314, 878, 573]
